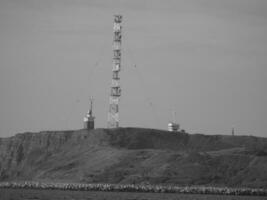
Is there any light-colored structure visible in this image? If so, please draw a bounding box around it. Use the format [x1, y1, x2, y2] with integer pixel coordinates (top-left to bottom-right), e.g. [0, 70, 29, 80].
[168, 122, 179, 132]
[83, 97, 95, 130]
[108, 15, 122, 128]
[168, 111, 179, 132]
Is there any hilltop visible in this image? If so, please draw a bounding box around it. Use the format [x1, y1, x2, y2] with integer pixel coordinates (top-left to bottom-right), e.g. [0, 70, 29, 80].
[0, 128, 267, 188]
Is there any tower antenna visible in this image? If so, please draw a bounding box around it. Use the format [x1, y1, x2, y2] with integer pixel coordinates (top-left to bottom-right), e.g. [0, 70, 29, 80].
[172, 111, 177, 123]
[108, 15, 122, 128]
[83, 96, 95, 129]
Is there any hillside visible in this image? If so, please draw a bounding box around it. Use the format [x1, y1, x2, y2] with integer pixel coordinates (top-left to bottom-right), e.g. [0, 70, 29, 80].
[0, 128, 267, 188]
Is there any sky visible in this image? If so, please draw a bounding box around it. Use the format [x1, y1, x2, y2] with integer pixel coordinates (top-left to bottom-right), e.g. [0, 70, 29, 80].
[0, 0, 267, 137]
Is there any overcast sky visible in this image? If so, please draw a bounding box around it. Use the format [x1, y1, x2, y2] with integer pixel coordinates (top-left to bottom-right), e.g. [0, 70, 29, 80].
[0, 0, 266, 137]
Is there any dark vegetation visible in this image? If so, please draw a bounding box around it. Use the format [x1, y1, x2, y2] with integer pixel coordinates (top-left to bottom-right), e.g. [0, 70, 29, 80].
[1, 188, 266, 200]
[0, 181, 266, 196]
[0, 128, 267, 188]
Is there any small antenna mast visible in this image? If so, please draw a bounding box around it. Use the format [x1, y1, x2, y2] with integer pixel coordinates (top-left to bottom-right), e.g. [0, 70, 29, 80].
[172, 111, 177, 123]
[83, 96, 95, 130]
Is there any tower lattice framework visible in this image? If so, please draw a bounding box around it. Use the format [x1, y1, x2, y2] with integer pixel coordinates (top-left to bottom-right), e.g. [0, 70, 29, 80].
[108, 15, 122, 128]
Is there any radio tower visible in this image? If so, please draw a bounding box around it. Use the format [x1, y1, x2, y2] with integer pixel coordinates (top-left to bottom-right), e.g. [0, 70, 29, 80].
[108, 15, 122, 128]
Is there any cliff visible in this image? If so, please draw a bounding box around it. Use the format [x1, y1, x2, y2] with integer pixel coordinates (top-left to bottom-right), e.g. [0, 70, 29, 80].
[0, 128, 267, 188]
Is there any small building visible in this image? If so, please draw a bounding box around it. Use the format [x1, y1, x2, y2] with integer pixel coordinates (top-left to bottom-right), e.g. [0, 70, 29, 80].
[168, 111, 179, 132]
[83, 97, 95, 130]
[168, 122, 179, 132]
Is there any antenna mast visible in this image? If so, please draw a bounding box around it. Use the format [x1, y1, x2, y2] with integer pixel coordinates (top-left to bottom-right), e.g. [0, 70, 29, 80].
[108, 15, 122, 128]
[172, 111, 177, 123]
[84, 96, 95, 130]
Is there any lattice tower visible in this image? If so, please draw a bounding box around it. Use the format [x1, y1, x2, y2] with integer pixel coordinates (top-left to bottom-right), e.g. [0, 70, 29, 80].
[108, 15, 122, 128]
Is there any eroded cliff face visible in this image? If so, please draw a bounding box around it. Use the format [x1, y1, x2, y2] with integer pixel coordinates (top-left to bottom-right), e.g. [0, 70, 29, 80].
[0, 130, 77, 180]
[0, 128, 188, 181]
[0, 128, 267, 188]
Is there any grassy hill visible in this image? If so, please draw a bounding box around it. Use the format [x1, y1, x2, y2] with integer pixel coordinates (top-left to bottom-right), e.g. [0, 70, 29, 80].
[0, 128, 267, 188]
